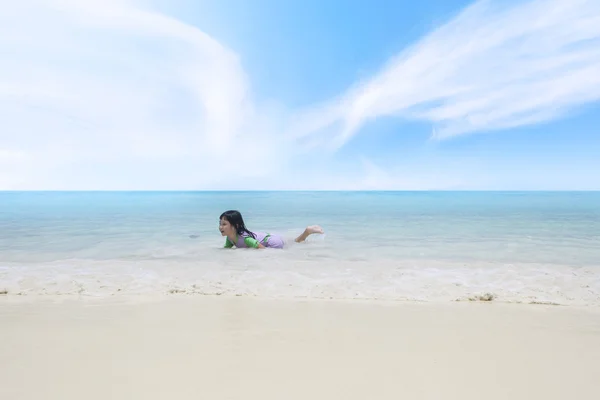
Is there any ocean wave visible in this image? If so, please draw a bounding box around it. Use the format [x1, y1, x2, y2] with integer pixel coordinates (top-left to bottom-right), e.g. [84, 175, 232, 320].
[1, 258, 598, 307]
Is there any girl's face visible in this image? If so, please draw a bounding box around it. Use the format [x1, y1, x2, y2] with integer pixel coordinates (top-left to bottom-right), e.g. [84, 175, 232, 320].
[219, 217, 235, 237]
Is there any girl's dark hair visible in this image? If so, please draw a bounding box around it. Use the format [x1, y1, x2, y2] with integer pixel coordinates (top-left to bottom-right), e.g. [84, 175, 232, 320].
[219, 210, 256, 239]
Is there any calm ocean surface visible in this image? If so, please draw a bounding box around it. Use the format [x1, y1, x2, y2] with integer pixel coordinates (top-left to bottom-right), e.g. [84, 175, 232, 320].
[1, 191, 599, 305]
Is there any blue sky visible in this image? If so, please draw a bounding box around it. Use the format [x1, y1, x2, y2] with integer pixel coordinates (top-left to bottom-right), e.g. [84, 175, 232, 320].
[1, 0, 599, 190]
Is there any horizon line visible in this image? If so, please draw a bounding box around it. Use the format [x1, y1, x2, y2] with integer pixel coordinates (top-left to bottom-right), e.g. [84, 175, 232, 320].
[1, 189, 599, 193]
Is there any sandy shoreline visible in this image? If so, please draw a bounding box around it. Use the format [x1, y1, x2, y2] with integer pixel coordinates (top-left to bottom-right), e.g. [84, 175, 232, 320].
[1, 296, 599, 400]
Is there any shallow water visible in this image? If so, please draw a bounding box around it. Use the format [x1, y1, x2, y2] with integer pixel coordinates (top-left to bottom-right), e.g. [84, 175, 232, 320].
[1, 191, 599, 305]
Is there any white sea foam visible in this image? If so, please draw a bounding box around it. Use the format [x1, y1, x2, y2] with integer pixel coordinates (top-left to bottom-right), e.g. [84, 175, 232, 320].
[1, 253, 598, 306]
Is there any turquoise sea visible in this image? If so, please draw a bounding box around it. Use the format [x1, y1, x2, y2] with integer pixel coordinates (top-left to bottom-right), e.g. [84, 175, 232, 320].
[1, 191, 599, 305]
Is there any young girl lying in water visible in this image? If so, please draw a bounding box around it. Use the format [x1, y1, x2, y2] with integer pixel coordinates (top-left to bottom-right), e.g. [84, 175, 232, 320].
[219, 210, 324, 249]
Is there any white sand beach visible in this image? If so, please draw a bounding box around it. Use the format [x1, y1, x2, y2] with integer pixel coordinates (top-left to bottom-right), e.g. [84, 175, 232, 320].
[1, 296, 599, 400]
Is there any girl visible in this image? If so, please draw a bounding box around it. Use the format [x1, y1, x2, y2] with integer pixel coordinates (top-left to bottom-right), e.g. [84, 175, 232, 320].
[219, 210, 324, 249]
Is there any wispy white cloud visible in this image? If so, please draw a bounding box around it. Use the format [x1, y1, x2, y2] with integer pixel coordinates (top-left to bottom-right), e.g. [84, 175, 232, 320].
[0, 0, 292, 189]
[292, 0, 600, 148]
[3, 0, 600, 190]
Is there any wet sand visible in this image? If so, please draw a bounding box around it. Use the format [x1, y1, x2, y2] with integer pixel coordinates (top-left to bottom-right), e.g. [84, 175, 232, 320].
[1, 296, 599, 399]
